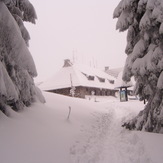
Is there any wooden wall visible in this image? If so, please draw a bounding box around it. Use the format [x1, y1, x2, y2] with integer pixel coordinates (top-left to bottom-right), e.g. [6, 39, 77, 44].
[47, 86, 116, 98]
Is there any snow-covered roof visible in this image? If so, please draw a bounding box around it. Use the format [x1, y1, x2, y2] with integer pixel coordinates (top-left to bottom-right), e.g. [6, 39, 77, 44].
[39, 62, 116, 91]
[105, 67, 123, 78]
[114, 70, 134, 89]
[105, 67, 134, 89]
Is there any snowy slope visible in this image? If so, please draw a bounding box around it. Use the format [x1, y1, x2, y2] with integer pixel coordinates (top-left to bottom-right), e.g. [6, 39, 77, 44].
[0, 92, 163, 163]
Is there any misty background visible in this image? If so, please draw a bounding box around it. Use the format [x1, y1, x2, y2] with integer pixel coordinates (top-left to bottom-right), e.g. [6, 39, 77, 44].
[26, 0, 127, 82]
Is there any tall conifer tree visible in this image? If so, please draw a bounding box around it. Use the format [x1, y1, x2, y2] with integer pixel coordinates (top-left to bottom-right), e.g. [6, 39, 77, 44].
[0, 0, 45, 114]
[114, 0, 163, 133]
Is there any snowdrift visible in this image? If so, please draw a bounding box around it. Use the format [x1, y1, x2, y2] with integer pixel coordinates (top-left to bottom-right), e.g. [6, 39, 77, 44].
[0, 92, 163, 163]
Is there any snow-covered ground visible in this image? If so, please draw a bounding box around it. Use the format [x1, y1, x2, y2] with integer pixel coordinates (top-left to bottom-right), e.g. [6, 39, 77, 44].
[0, 92, 163, 163]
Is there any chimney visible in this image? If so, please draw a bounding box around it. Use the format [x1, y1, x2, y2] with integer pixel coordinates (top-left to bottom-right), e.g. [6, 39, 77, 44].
[63, 59, 72, 67]
[105, 66, 109, 72]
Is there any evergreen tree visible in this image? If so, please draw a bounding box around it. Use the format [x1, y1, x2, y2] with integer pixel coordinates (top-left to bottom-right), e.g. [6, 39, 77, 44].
[0, 0, 45, 114]
[114, 0, 163, 133]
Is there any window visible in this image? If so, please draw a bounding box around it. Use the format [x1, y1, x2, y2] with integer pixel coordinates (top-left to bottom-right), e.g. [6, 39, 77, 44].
[96, 76, 105, 83]
[88, 75, 94, 80]
[82, 72, 94, 81]
[108, 79, 114, 84]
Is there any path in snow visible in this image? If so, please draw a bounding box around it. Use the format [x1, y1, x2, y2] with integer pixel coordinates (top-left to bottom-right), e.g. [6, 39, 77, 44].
[70, 102, 152, 163]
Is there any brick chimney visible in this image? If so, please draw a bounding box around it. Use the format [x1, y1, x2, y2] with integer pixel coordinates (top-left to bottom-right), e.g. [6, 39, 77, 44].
[105, 66, 109, 72]
[63, 59, 72, 67]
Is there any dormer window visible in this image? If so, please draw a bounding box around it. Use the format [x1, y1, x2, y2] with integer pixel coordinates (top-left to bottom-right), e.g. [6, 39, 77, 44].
[97, 76, 105, 83]
[88, 75, 94, 81]
[108, 79, 114, 84]
[82, 72, 94, 80]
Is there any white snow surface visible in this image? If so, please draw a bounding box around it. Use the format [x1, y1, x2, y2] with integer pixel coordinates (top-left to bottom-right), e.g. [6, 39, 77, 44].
[0, 92, 163, 163]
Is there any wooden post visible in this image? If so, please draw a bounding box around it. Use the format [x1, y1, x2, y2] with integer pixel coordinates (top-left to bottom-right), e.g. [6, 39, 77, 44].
[125, 87, 128, 101]
[120, 87, 122, 102]
[67, 106, 71, 120]
[70, 74, 75, 97]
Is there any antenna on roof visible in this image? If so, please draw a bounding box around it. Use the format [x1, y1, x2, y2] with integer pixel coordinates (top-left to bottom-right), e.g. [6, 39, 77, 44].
[72, 49, 78, 64]
[72, 49, 75, 64]
[93, 57, 96, 68]
[96, 60, 98, 68]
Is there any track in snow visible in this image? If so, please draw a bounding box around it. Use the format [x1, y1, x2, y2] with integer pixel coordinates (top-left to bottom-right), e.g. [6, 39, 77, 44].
[70, 104, 152, 163]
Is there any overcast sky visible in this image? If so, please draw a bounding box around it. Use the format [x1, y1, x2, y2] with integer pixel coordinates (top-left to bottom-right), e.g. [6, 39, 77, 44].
[26, 0, 127, 82]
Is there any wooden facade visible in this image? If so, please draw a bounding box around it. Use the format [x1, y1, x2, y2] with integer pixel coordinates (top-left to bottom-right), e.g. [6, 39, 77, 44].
[41, 59, 119, 99]
[47, 86, 117, 99]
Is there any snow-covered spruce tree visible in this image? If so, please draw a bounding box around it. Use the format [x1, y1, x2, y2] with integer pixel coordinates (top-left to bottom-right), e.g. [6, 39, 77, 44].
[0, 0, 45, 114]
[114, 0, 163, 133]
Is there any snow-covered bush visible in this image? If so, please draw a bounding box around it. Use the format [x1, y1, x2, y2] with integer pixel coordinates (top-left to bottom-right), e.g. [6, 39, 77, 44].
[114, 0, 163, 133]
[0, 0, 45, 114]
